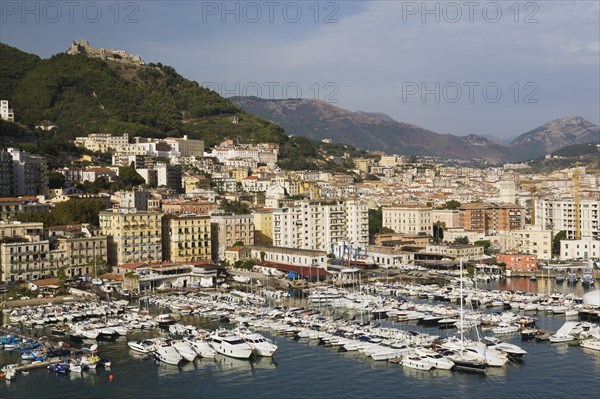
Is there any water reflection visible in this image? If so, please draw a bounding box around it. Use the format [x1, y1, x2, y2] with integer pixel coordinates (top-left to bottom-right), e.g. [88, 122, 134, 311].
[214, 354, 253, 372]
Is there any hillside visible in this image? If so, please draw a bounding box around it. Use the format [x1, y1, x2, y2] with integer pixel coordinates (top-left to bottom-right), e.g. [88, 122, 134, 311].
[1, 42, 288, 147]
[231, 97, 513, 162]
[508, 116, 600, 160]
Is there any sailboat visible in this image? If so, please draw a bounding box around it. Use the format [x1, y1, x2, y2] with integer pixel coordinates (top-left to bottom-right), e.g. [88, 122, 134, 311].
[446, 259, 487, 372]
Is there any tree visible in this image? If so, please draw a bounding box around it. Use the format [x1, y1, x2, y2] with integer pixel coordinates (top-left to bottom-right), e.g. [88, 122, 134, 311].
[119, 166, 145, 188]
[453, 236, 469, 245]
[380, 227, 395, 234]
[445, 200, 461, 210]
[220, 199, 250, 215]
[368, 207, 383, 235]
[474, 240, 491, 250]
[433, 221, 446, 242]
[48, 172, 65, 189]
[552, 230, 567, 255]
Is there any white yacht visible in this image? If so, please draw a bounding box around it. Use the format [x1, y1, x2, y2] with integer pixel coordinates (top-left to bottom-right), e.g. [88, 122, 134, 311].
[128, 339, 159, 354]
[154, 341, 183, 365]
[209, 330, 253, 359]
[401, 355, 433, 371]
[580, 337, 600, 351]
[414, 348, 455, 370]
[239, 331, 278, 357]
[172, 340, 198, 362]
[184, 336, 217, 358]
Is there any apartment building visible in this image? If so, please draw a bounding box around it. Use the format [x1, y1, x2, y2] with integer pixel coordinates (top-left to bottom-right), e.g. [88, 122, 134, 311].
[162, 214, 211, 262]
[272, 200, 369, 252]
[99, 210, 163, 266]
[535, 199, 599, 240]
[459, 202, 524, 235]
[560, 239, 600, 260]
[210, 214, 255, 261]
[382, 205, 432, 235]
[496, 251, 538, 271]
[253, 208, 273, 245]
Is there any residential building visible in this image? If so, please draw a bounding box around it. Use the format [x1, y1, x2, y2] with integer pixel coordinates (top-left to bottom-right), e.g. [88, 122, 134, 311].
[0, 197, 51, 220]
[161, 214, 211, 262]
[499, 226, 552, 260]
[156, 163, 182, 192]
[253, 208, 273, 245]
[116, 189, 152, 211]
[6, 148, 48, 196]
[0, 100, 14, 122]
[496, 251, 538, 271]
[210, 214, 255, 261]
[99, 210, 163, 266]
[432, 209, 460, 228]
[49, 236, 108, 278]
[0, 150, 13, 196]
[273, 200, 368, 252]
[74, 133, 129, 152]
[0, 239, 50, 283]
[164, 135, 204, 157]
[459, 202, 524, 235]
[161, 198, 218, 215]
[0, 221, 44, 240]
[535, 198, 599, 240]
[560, 239, 600, 260]
[382, 205, 433, 235]
[367, 246, 415, 267]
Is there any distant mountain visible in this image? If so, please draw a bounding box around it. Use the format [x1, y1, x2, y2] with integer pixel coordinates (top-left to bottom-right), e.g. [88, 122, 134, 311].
[230, 97, 511, 162]
[231, 97, 600, 162]
[508, 116, 599, 160]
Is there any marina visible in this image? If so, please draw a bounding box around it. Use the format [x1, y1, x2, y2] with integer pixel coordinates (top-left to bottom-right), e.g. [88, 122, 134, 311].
[1, 276, 599, 399]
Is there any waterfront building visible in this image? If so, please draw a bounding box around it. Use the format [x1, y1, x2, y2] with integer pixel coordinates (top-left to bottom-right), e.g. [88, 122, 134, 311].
[382, 205, 432, 235]
[99, 210, 163, 266]
[210, 214, 255, 261]
[161, 214, 211, 262]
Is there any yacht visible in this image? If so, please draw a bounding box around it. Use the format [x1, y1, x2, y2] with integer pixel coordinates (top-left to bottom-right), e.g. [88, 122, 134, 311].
[172, 340, 198, 362]
[567, 272, 578, 284]
[555, 273, 565, 283]
[239, 331, 278, 357]
[209, 330, 253, 359]
[579, 337, 600, 351]
[401, 355, 433, 371]
[183, 336, 217, 358]
[414, 348, 455, 370]
[154, 341, 183, 365]
[128, 339, 159, 354]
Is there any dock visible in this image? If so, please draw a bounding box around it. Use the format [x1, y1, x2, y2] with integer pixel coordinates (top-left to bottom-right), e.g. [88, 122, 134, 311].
[15, 358, 62, 372]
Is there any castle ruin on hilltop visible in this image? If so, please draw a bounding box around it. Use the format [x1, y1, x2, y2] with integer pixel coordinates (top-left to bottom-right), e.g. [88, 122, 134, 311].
[67, 40, 145, 65]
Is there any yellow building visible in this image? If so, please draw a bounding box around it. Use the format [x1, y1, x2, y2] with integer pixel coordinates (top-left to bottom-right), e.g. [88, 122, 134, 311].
[99, 210, 163, 266]
[253, 208, 273, 245]
[161, 214, 211, 262]
[354, 158, 371, 173]
[50, 236, 109, 278]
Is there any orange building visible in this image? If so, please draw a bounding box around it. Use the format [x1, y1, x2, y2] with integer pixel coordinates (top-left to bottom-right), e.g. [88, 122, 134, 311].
[459, 202, 524, 234]
[496, 251, 538, 271]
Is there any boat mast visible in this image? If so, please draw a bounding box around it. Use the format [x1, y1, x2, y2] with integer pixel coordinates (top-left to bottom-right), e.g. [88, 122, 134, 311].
[460, 258, 464, 350]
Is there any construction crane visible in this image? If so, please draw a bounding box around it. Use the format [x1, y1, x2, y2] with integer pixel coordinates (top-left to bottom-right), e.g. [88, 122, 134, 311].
[530, 185, 535, 225]
[574, 164, 581, 240]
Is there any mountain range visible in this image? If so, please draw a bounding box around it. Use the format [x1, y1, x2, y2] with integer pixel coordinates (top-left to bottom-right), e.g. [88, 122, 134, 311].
[231, 97, 599, 162]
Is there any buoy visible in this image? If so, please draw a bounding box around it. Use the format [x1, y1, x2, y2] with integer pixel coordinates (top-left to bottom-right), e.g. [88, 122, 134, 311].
[109, 374, 113, 382]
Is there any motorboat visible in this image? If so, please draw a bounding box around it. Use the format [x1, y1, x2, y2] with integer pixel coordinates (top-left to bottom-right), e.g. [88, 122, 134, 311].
[414, 348, 455, 370]
[183, 336, 217, 358]
[172, 340, 198, 362]
[128, 339, 159, 354]
[239, 331, 278, 357]
[48, 362, 69, 374]
[154, 341, 183, 365]
[401, 355, 433, 371]
[209, 329, 253, 359]
[579, 337, 600, 351]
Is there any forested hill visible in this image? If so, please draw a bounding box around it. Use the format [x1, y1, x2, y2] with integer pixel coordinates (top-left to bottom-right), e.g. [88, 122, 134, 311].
[0, 42, 375, 170]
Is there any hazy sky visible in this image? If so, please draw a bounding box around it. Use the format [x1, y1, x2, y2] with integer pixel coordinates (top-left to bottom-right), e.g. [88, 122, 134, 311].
[1, 1, 598, 138]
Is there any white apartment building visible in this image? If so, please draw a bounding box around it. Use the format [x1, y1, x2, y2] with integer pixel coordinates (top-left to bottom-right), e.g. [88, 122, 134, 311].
[0, 100, 14, 122]
[535, 199, 599, 240]
[272, 200, 369, 252]
[560, 239, 600, 260]
[382, 205, 433, 235]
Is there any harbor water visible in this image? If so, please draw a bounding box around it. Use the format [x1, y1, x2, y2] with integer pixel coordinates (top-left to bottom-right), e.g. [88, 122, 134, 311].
[1, 278, 599, 399]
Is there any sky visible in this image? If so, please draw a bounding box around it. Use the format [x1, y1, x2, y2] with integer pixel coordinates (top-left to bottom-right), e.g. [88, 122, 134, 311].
[1, 0, 599, 139]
